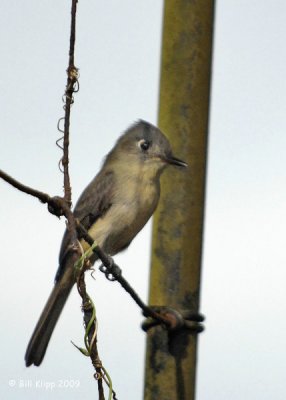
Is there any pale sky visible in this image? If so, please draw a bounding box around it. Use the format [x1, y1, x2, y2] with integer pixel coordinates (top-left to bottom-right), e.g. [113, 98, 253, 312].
[1, 1, 286, 400]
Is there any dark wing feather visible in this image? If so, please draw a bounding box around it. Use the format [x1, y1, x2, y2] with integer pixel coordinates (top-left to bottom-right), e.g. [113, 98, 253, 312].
[73, 170, 114, 227]
[55, 170, 115, 281]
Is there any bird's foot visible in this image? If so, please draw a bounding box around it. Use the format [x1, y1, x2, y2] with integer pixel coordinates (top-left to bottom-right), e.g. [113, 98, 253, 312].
[99, 255, 122, 281]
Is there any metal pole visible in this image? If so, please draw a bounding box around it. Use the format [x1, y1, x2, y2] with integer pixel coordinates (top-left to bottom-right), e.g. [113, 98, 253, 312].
[144, 1, 215, 399]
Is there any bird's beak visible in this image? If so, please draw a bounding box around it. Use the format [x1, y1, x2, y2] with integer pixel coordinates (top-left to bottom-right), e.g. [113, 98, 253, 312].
[165, 155, 188, 168]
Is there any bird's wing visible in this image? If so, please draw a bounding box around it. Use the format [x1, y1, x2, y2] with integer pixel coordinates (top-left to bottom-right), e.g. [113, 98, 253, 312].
[74, 170, 114, 228]
[55, 170, 115, 281]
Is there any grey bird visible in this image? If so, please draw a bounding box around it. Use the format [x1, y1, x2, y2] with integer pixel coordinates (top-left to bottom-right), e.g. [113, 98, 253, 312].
[25, 120, 187, 367]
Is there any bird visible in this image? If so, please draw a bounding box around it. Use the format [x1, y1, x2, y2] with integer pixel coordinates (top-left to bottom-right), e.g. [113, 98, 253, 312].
[25, 120, 187, 366]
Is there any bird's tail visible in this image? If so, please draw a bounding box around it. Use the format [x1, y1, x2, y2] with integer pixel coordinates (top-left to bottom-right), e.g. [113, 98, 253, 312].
[25, 267, 74, 367]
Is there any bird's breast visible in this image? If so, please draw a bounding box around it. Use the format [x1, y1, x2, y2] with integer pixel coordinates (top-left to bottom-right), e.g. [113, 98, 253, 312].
[82, 177, 159, 256]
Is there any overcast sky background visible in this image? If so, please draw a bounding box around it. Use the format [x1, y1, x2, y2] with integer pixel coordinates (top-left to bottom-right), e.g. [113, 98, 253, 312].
[1, 1, 286, 399]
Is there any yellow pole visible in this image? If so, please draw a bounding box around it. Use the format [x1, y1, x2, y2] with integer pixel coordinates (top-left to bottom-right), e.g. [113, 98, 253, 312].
[144, 1, 215, 399]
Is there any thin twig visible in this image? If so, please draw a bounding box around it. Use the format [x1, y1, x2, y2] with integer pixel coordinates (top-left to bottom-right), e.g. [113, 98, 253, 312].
[62, 2, 107, 398]
[77, 266, 106, 400]
[0, 169, 68, 218]
[60, 0, 79, 248]
[0, 169, 50, 203]
[62, 0, 78, 207]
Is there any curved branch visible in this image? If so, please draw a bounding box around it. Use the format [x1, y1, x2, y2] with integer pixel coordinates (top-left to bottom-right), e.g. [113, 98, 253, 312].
[0, 169, 50, 203]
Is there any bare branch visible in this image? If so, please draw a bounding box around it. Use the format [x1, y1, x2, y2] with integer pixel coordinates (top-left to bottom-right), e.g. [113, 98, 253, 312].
[60, 2, 110, 396]
[0, 169, 50, 203]
[76, 266, 106, 399]
[62, 0, 79, 208]
[0, 169, 67, 218]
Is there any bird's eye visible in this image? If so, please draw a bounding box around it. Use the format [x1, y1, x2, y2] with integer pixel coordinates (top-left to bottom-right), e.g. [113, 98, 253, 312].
[138, 139, 151, 151]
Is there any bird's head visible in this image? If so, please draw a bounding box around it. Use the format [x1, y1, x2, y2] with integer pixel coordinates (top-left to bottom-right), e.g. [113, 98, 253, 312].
[107, 120, 187, 179]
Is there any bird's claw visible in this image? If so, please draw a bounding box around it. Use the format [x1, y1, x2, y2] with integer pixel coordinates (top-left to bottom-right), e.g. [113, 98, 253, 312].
[99, 256, 122, 281]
